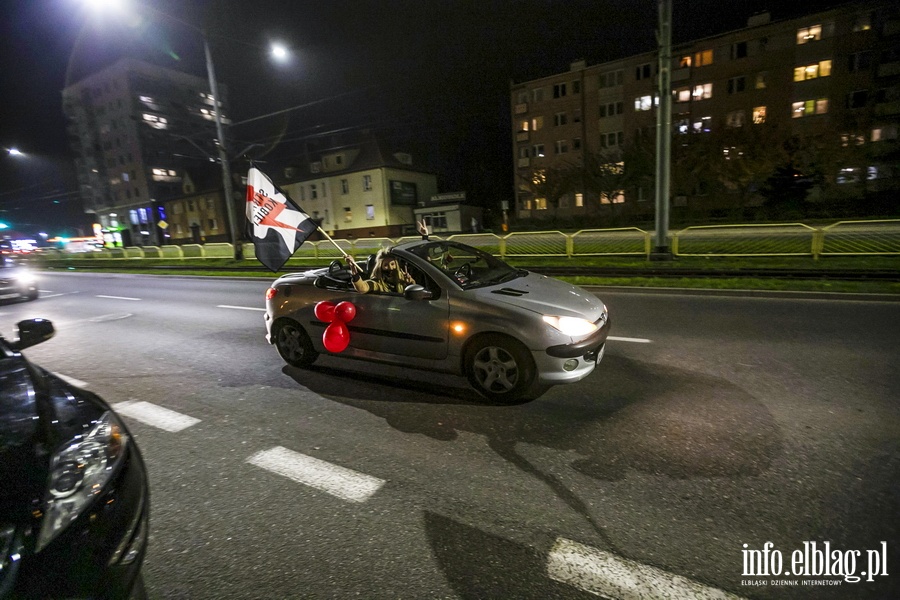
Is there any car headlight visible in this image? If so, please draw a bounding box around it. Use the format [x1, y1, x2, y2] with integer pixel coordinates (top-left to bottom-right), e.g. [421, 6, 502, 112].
[14, 270, 36, 286]
[36, 411, 129, 552]
[542, 315, 598, 337]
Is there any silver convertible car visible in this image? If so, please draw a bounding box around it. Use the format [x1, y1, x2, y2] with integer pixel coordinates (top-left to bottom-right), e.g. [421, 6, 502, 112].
[264, 239, 609, 403]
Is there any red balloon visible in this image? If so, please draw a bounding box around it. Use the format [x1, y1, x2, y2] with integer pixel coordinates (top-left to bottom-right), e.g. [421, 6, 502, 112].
[323, 321, 350, 353]
[334, 301, 356, 323]
[314, 301, 335, 322]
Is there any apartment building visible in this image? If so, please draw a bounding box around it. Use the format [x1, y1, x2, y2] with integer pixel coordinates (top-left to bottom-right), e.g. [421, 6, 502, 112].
[63, 58, 228, 246]
[279, 132, 438, 239]
[510, 1, 899, 218]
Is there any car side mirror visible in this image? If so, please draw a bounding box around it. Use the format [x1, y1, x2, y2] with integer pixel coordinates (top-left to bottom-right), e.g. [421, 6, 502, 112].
[13, 318, 55, 351]
[403, 284, 433, 301]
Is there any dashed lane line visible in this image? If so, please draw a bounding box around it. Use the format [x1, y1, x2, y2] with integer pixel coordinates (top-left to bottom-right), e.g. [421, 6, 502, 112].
[96, 294, 141, 301]
[607, 336, 651, 343]
[547, 537, 744, 600]
[247, 446, 386, 503]
[112, 401, 201, 432]
[217, 305, 267, 311]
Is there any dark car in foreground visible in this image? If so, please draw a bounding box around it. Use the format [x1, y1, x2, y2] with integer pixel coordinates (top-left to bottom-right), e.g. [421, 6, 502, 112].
[1, 319, 148, 599]
[265, 239, 610, 403]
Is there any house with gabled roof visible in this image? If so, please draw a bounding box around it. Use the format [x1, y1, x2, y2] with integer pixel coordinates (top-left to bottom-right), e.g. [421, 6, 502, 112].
[278, 131, 438, 239]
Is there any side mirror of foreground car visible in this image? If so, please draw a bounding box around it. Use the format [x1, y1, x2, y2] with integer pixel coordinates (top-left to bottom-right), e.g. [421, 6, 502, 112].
[403, 284, 433, 301]
[13, 318, 55, 351]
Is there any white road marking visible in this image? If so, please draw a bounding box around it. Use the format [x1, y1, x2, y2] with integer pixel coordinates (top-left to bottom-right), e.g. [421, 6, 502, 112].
[607, 336, 651, 343]
[217, 305, 266, 312]
[547, 537, 744, 600]
[53, 373, 89, 388]
[96, 295, 141, 301]
[89, 313, 133, 322]
[247, 446, 385, 503]
[112, 401, 201, 432]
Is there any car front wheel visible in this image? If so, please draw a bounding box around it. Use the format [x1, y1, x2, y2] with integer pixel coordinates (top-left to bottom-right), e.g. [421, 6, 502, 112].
[273, 319, 319, 367]
[465, 334, 542, 403]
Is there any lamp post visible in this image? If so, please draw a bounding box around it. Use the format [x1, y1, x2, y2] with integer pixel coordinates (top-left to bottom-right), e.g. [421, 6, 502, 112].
[651, 0, 674, 261]
[202, 33, 242, 260]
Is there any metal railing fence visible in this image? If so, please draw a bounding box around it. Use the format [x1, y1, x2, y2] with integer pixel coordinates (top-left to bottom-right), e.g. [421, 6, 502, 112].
[31, 220, 900, 261]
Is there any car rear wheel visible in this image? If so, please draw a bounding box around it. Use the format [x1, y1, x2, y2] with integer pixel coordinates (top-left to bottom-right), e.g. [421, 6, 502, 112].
[465, 334, 541, 403]
[274, 319, 318, 367]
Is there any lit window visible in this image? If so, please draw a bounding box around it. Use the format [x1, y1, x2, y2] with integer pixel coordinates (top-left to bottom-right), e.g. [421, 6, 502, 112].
[533, 144, 545, 158]
[366, 205, 375, 220]
[852, 15, 871, 32]
[575, 193, 583, 207]
[693, 49, 713, 66]
[792, 98, 829, 118]
[634, 95, 653, 111]
[692, 116, 712, 132]
[142, 113, 168, 130]
[755, 72, 767, 89]
[797, 25, 822, 44]
[753, 106, 767, 124]
[692, 83, 713, 100]
[343, 207, 352, 222]
[532, 116, 544, 131]
[679, 55, 692, 68]
[520, 120, 529, 132]
[793, 60, 832, 81]
[674, 87, 691, 102]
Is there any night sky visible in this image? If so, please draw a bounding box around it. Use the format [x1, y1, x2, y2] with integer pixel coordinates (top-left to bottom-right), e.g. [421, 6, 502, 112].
[0, 0, 849, 236]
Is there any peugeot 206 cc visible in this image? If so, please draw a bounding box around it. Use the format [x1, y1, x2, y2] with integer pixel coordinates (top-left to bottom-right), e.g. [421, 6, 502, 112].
[265, 239, 610, 403]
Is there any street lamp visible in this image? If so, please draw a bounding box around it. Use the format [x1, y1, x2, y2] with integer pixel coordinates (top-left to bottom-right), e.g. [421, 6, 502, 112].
[81, 1, 291, 260]
[202, 31, 242, 260]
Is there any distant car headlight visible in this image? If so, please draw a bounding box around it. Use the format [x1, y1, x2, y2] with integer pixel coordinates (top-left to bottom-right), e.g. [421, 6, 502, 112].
[14, 269, 36, 286]
[542, 315, 598, 337]
[36, 411, 129, 552]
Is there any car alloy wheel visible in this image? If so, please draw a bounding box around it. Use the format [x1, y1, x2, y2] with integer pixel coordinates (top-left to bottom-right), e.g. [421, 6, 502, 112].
[274, 320, 318, 367]
[465, 334, 537, 403]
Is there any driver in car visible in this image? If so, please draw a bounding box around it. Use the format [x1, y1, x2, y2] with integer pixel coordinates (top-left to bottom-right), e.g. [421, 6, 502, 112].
[347, 249, 415, 294]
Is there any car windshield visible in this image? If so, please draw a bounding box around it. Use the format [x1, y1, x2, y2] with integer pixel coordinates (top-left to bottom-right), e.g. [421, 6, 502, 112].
[409, 241, 525, 290]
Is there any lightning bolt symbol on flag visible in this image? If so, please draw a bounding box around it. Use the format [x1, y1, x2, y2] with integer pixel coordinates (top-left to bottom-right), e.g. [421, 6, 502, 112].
[245, 167, 317, 272]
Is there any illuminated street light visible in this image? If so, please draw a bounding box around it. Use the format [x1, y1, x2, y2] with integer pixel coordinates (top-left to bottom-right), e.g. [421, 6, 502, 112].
[271, 42, 289, 62]
[80, 1, 291, 260]
[6, 148, 24, 157]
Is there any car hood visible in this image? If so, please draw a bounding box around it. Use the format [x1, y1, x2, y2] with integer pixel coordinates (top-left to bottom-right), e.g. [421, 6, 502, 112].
[471, 272, 606, 320]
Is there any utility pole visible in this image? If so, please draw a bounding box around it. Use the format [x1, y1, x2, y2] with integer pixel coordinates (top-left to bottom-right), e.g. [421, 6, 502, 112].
[204, 33, 243, 260]
[652, 0, 674, 260]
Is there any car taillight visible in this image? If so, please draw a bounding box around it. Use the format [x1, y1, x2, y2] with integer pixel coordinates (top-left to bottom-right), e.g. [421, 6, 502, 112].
[266, 288, 277, 300]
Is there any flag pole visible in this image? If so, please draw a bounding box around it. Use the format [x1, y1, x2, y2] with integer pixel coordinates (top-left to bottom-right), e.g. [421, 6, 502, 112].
[315, 226, 361, 268]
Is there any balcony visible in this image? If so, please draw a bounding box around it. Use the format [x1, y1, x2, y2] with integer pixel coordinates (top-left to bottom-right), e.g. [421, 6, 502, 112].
[517, 157, 530, 168]
[514, 103, 528, 114]
[516, 131, 529, 142]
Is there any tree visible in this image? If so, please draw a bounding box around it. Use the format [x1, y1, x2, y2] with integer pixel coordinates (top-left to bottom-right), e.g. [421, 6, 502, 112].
[579, 149, 627, 207]
[517, 165, 573, 215]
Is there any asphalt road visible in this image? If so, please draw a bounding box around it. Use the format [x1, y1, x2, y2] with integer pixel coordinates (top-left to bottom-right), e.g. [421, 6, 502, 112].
[3, 272, 898, 600]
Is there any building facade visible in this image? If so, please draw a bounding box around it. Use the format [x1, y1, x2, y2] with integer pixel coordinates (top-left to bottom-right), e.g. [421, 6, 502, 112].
[510, 1, 899, 219]
[279, 134, 438, 239]
[62, 58, 228, 246]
